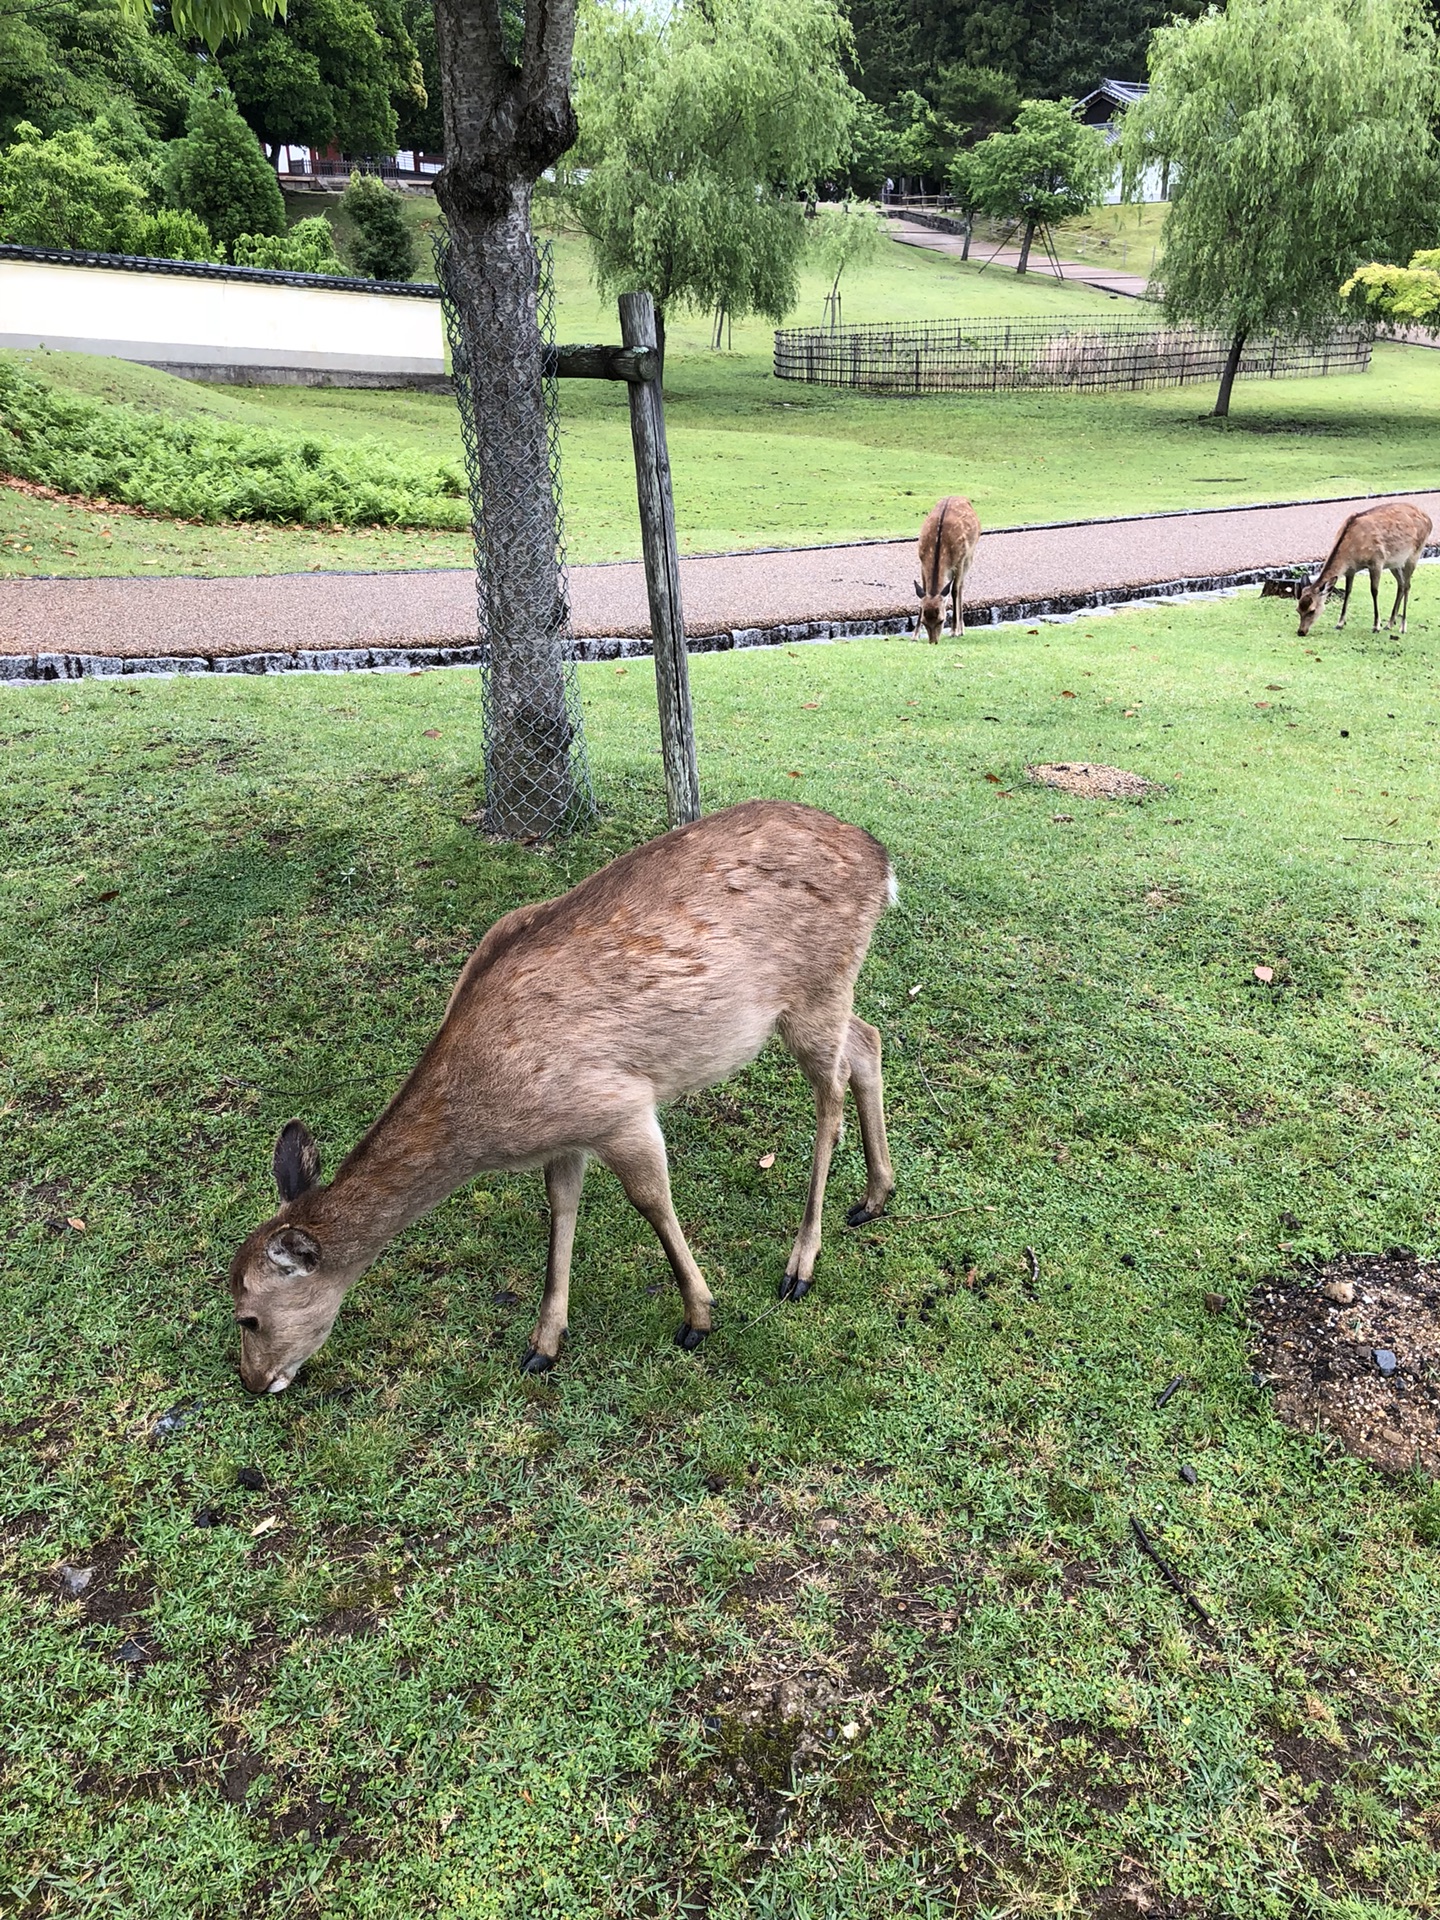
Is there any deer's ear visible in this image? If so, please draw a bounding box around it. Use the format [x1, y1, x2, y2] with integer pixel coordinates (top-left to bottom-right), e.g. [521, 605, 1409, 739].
[274, 1120, 320, 1203]
[914, 579, 924, 598]
[266, 1225, 321, 1279]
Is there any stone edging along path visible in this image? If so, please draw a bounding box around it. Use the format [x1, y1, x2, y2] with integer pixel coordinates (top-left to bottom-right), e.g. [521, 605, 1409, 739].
[0, 563, 1338, 683]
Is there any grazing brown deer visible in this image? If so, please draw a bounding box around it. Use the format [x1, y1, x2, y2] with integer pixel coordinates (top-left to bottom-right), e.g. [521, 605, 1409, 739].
[1297, 502, 1432, 637]
[914, 495, 982, 642]
[229, 802, 897, 1394]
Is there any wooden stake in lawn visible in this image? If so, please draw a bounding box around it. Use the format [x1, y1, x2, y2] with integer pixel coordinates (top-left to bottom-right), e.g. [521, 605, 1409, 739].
[619, 291, 700, 827]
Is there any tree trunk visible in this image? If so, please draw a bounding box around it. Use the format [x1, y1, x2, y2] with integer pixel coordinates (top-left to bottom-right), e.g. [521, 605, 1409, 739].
[432, 0, 588, 838]
[1016, 215, 1036, 274]
[440, 184, 584, 834]
[1212, 327, 1247, 418]
[961, 218, 972, 262]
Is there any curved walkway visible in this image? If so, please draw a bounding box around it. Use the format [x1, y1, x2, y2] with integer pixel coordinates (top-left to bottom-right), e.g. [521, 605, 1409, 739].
[2, 491, 1438, 675]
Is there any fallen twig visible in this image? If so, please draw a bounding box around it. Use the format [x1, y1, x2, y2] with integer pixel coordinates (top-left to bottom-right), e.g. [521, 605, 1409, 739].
[1155, 1374, 1187, 1409]
[913, 1052, 951, 1116]
[1341, 837, 1432, 849]
[1024, 1245, 1041, 1288]
[1129, 1515, 1214, 1629]
[881, 1203, 990, 1225]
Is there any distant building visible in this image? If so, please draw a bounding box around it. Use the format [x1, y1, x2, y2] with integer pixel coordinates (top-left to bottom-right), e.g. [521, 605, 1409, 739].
[1077, 80, 1168, 203]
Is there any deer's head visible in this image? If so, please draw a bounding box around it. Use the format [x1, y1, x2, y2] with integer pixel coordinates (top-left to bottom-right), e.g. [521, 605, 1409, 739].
[915, 578, 945, 643]
[1296, 579, 1329, 636]
[229, 1121, 351, 1395]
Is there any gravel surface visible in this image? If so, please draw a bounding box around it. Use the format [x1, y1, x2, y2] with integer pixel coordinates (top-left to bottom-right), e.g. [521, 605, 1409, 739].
[888, 218, 1152, 298]
[2, 493, 1438, 660]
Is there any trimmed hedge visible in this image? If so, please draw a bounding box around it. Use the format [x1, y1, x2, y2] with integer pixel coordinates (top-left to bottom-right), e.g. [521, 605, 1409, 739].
[0, 360, 467, 527]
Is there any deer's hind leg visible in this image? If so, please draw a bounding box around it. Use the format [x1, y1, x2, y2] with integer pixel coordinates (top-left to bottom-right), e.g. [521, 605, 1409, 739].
[842, 1015, 895, 1227]
[1400, 559, 1419, 633]
[777, 998, 853, 1300]
[1370, 562, 1384, 632]
[601, 1109, 715, 1350]
[522, 1150, 588, 1372]
[1388, 563, 1412, 633]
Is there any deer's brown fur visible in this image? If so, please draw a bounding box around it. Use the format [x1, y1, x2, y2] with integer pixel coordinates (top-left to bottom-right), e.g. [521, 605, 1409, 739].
[229, 802, 897, 1392]
[915, 495, 982, 642]
[1297, 502, 1432, 637]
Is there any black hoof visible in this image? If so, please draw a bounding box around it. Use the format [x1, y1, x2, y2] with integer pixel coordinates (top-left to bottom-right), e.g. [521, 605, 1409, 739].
[778, 1272, 812, 1301]
[845, 1194, 892, 1227]
[520, 1347, 556, 1374]
[675, 1322, 709, 1351]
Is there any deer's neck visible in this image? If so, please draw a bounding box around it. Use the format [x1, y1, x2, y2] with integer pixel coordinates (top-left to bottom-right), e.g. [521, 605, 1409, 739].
[311, 1068, 475, 1268]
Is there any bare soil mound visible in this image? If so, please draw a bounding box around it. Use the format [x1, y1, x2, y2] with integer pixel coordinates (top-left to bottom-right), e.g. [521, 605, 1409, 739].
[1026, 762, 1161, 802]
[1251, 1252, 1440, 1477]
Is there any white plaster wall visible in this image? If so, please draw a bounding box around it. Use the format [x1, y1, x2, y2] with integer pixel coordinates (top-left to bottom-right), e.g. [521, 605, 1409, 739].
[0, 258, 445, 373]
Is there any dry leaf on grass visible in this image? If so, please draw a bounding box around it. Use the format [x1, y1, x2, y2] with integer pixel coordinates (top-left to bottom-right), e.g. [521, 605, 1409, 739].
[1254, 966, 1275, 984]
[757, 1152, 776, 1169]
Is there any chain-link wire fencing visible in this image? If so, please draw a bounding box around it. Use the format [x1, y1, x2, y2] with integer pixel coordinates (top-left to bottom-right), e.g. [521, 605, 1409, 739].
[435, 229, 596, 841]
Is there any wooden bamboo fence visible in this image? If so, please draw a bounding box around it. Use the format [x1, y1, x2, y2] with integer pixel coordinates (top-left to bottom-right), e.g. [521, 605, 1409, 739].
[772, 316, 1373, 395]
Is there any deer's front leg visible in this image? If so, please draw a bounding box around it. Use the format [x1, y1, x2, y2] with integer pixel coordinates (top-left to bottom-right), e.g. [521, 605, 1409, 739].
[522, 1150, 588, 1373]
[1337, 574, 1353, 629]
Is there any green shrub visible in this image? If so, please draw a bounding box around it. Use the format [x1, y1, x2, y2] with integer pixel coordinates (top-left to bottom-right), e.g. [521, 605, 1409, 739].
[0, 120, 221, 260]
[0, 123, 149, 251]
[132, 207, 221, 262]
[340, 170, 417, 280]
[168, 93, 285, 251]
[0, 357, 466, 527]
[231, 214, 344, 274]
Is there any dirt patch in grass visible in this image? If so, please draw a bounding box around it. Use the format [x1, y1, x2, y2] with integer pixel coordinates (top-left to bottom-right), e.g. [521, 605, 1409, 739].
[1027, 763, 1162, 802]
[1252, 1251, 1440, 1476]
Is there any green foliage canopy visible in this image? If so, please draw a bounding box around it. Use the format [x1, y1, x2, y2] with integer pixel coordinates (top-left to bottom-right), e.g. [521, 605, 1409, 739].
[1122, 0, 1440, 345]
[219, 0, 424, 159]
[231, 210, 344, 270]
[574, 0, 859, 342]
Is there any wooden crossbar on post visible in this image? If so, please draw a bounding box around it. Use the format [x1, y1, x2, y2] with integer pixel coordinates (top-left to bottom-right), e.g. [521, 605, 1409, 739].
[618, 291, 701, 828]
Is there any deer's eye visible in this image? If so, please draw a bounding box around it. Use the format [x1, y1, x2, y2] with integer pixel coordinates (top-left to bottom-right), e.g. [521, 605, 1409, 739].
[237, 1315, 261, 1332]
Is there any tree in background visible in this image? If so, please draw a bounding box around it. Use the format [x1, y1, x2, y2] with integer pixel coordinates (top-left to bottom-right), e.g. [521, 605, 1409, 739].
[167, 90, 285, 249]
[1343, 249, 1440, 327]
[808, 197, 887, 326]
[220, 0, 424, 163]
[1123, 0, 1440, 417]
[574, 0, 859, 369]
[340, 168, 416, 277]
[965, 97, 1107, 272]
[841, 0, 1204, 111]
[931, 61, 1018, 146]
[393, 0, 441, 151]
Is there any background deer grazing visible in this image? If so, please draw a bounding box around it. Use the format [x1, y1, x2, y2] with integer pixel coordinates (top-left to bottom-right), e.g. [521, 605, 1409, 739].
[915, 495, 982, 642]
[1297, 501, 1432, 637]
[229, 802, 897, 1394]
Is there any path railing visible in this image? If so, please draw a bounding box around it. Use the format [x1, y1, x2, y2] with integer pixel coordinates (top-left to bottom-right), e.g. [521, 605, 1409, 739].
[773, 315, 1374, 395]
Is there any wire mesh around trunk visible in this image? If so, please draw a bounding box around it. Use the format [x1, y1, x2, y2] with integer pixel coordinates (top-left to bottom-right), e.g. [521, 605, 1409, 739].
[435, 231, 595, 841]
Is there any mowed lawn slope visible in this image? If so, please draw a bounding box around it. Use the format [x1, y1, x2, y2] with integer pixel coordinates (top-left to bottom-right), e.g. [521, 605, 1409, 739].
[4, 230, 1439, 577]
[4, 590, 1440, 1916]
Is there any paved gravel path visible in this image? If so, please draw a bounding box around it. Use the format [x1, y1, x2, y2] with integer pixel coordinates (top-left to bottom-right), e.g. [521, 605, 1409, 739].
[3, 492, 1438, 664]
[888, 217, 1153, 299]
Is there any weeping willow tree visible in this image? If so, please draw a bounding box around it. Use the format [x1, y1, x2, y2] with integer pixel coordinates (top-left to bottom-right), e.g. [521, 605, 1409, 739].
[572, 0, 860, 372]
[1122, 0, 1440, 418]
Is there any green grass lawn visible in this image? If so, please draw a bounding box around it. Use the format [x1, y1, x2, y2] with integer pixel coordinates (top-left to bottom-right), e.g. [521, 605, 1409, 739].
[5, 590, 1440, 1916]
[5, 226, 1437, 581]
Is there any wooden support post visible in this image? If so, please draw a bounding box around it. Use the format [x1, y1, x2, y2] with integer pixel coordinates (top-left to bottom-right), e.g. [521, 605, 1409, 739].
[618, 291, 700, 827]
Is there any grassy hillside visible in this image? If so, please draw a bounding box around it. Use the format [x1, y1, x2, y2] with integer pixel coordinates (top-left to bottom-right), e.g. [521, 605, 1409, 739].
[4, 227, 1437, 578]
